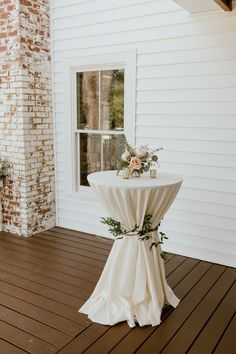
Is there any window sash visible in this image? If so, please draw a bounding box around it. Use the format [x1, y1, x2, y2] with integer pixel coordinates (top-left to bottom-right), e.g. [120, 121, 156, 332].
[63, 51, 136, 196]
[76, 129, 124, 135]
[76, 132, 125, 188]
[75, 68, 125, 188]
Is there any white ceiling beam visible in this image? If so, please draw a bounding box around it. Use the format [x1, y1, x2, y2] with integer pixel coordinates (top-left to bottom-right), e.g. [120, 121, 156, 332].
[172, 0, 232, 13]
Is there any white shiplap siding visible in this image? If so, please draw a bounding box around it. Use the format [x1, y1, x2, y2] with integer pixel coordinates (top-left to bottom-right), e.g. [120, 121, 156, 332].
[51, 0, 236, 267]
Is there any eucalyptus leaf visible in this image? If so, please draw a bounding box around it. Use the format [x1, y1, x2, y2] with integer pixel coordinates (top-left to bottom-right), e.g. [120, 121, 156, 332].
[152, 155, 158, 161]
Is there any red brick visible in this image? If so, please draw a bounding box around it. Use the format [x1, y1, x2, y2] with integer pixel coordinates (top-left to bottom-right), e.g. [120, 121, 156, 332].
[20, 0, 32, 6]
[9, 30, 17, 36]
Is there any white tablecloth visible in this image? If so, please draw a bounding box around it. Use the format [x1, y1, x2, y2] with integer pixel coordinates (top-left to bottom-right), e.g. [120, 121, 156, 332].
[79, 171, 183, 327]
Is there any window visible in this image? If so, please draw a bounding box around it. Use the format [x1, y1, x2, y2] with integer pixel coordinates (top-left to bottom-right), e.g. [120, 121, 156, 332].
[63, 52, 136, 196]
[76, 69, 125, 187]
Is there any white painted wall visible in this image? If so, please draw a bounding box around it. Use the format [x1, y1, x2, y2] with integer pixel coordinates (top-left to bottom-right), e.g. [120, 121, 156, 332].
[51, 0, 236, 267]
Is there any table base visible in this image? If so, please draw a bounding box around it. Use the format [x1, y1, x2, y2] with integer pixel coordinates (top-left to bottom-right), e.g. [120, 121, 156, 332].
[79, 235, 180, 327]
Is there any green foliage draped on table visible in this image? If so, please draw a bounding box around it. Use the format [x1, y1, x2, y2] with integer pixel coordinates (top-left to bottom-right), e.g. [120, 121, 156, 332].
[101, 214, 168, 260]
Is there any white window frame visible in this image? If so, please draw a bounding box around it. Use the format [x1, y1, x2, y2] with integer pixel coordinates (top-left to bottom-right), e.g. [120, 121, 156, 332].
[63, 52, 136, 197]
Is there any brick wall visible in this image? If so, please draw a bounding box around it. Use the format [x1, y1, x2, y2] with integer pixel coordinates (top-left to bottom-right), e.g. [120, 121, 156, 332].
[0, 0, 55, 236]
[0, 179, 3, 231]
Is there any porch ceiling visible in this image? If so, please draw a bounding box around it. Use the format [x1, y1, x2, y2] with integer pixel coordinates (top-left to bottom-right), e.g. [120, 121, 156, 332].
[172, 0, 232, 13]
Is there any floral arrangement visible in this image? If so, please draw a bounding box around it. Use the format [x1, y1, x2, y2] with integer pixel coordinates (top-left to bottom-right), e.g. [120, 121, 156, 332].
[101, 214, 168, 259]
[117, 138, 163, 176]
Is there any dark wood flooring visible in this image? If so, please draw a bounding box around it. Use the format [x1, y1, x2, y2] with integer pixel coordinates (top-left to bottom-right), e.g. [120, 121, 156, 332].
[0, 227, 235, 354]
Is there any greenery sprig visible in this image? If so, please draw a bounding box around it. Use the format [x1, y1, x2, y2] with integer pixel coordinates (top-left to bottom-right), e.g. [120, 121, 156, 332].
[101, 214, 168, 260]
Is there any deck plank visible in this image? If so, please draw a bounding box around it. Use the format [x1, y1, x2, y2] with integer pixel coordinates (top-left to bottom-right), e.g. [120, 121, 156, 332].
[0, 305, 71, 348]
[0, 339, 28, 354]
[52, 227, 113, 246]
[0, 320, 57, 354]
[214, 314, 236, 354]
[188, 280, 236, 354]
[0, 235, 103, 275]
[0, 227, 235, 354]
[0, 232, 105, 267]
[0, 279, 87, 325]
[0, 291, 84, 336]
[0, 257, 89, 308]
[22, 234, 109, 263]
[0, 242, 100, 283]
[135, 264, 226, 354]
[35, 231, 111, 254]
[161, 268, 235, 354]
[57, 323, 110, 354]
[0, 260, 92, 302]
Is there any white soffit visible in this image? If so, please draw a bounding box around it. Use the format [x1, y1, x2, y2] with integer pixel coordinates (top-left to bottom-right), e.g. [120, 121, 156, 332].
[172, 0, 228, 13]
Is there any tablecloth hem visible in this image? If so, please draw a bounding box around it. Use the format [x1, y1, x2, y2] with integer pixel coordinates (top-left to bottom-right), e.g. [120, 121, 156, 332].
[79, 295, 180, 327]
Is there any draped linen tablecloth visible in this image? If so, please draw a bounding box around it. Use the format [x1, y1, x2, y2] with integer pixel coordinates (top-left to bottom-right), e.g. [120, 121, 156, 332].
[79, 171, 183, 327]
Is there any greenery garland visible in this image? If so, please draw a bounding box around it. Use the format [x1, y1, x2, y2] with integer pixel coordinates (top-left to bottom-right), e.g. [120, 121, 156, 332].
[101, 214, 168, 260]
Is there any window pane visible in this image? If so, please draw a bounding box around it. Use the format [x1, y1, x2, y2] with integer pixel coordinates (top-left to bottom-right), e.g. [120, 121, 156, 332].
[79, 133, 101, 186]
[100, 69, 124, 131]
[78, 133, 125, 187]
[102, 134, 124, 171]
[77, 72, 99, 130]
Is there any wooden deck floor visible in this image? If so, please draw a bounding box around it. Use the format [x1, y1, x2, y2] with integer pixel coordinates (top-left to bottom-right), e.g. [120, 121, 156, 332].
[0, 227, 235, 354]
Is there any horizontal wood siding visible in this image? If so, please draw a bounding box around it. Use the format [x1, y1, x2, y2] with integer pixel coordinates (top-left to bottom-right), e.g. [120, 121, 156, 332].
[51, 0, 236, 267]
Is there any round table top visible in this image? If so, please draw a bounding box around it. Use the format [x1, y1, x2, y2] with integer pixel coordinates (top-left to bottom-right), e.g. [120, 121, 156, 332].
[88, 170, 183, 189]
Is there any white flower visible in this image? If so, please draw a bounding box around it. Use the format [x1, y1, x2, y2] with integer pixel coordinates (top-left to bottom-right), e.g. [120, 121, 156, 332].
[130, 157, 142, 170]
[121, 151, 131, 163]
[135, 146, 148, 159]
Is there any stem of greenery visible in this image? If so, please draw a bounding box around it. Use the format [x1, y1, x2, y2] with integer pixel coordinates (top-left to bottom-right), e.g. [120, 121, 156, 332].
[101, 214, 168, 260]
